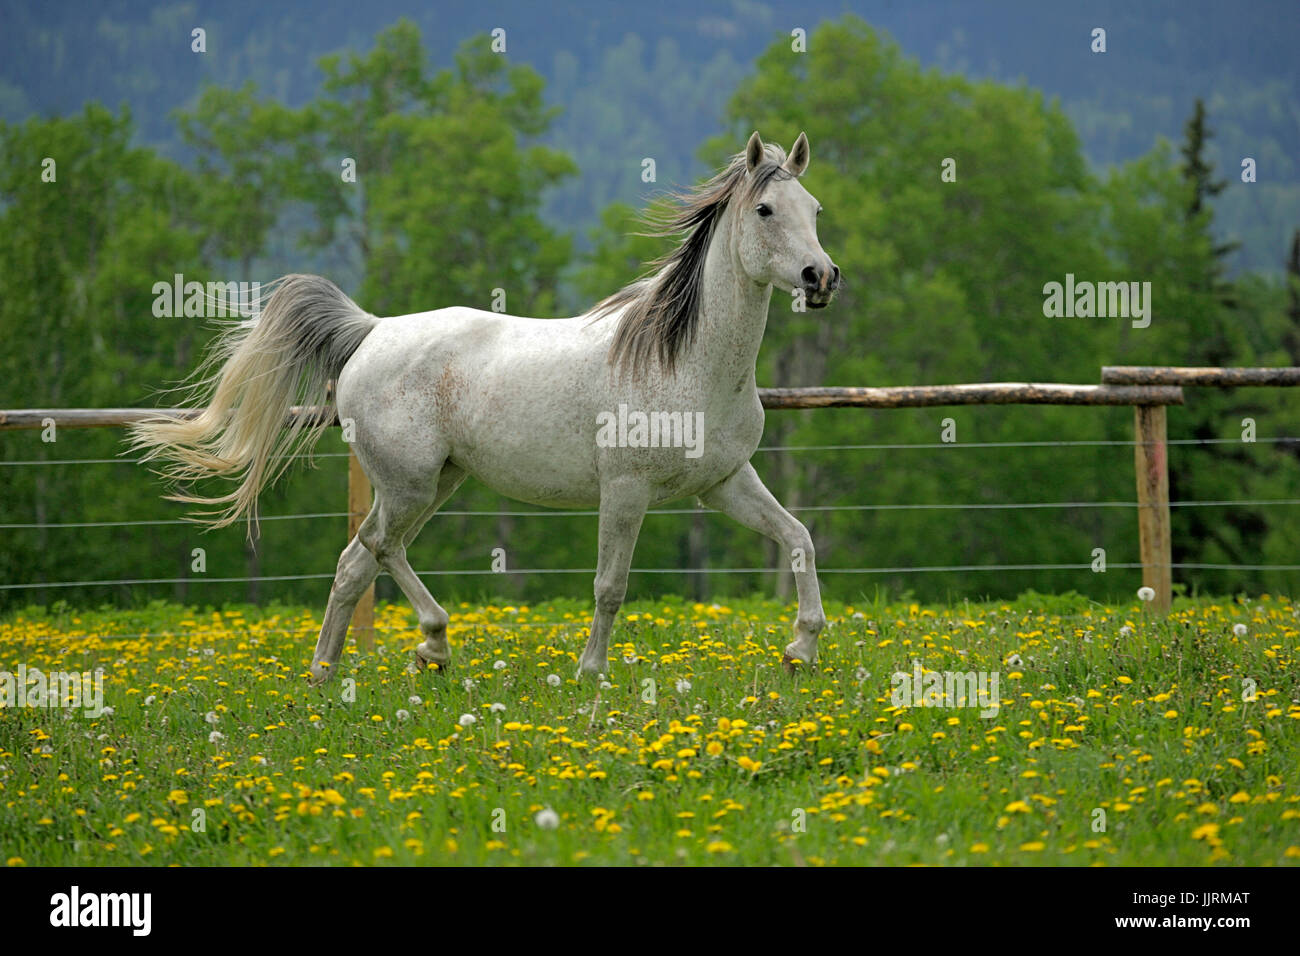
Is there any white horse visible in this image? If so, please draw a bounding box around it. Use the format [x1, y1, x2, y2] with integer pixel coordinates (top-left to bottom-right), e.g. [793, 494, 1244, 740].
[129, 131, 840, 681]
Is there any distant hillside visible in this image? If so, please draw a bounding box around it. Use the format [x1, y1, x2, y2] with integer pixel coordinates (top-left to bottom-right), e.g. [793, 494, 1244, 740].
[3, 0, 1296, 272]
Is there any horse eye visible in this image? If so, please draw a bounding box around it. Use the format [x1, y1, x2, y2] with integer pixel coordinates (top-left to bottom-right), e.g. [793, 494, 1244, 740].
[756, 203, 773, 218]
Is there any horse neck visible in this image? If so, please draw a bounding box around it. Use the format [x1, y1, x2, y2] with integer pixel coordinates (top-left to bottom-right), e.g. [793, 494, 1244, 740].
[685, 205, 773, 387]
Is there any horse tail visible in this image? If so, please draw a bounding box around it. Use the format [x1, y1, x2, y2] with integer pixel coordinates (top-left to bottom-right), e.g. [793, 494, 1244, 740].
[127, 274, 377, 534]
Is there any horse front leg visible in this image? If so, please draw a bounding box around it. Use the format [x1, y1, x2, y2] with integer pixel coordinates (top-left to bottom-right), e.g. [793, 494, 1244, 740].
[699, 463, 826, 669]
[577, 478, 650, 677]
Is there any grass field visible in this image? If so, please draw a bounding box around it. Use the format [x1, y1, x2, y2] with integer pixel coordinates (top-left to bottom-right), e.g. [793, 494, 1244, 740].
[2, 592, 1298, 866]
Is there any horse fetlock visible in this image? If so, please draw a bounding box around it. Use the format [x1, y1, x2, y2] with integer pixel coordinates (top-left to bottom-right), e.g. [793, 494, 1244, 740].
[575, 656, 605, 679]
[796, 611, 827, 639]
[308, 660, 334, 685]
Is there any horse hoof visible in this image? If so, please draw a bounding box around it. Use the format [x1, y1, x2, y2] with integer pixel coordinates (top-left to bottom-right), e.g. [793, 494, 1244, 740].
[411, 653, 449, 676]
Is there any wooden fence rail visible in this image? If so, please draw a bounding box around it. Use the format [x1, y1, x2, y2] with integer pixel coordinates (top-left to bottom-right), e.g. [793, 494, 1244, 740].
[2, 368, 1295, 630]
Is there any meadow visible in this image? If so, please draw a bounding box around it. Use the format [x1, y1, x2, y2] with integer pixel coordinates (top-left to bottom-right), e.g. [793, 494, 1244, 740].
[1, 592, 1297, 866]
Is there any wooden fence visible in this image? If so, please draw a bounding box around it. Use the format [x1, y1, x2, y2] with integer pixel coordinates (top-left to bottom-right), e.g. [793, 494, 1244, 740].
[2, 366, 1295, 639]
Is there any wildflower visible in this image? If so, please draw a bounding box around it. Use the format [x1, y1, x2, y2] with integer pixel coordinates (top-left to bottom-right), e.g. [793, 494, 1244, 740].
[535, 808, 560, 830]
[676, 679, 692, 694]
[1119, 626, 1133, 638]
[458, 713, 477, 727]
[1192, 823, 1220, 841]
[396, 710, 410, 722]
[489, 702, 506, 713]
[494, 660, 507, 670]
[547, 674, 561, 687]
[208, 731, 225, 744]
[1137, 587, 1155, 602]
[205, 712, 219, 724]
[1233, 623, 1248, 637]
[408, 695, 422, 706]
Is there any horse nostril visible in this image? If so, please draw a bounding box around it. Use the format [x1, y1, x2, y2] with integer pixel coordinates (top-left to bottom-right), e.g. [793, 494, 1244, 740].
[801, 266, 820, 287]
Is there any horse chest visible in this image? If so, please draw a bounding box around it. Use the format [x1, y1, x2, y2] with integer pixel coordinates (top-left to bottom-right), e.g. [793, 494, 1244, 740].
[600, 392, 763, 502]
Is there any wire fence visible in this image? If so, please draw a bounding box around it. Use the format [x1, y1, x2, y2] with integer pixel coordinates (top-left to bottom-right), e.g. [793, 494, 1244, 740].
[3, 434, 1299, 593]
[4, 368, 1300, 643]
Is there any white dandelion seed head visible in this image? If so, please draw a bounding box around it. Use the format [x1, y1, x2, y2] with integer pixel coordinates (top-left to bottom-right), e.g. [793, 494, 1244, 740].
[396, 709, 410, 722]
[675, 679, 692, 694]
[462, 678, 476, 692]
[208, 731, 225, 743]
[204, 711, 219, 724]
[1233, 623, 1248, 637]
[1006, 654, 1023, 667]
[1120, 625, 1133, 638]
[534, 807, 560, 830]
[408, 695, 422, 706]
[458, 713, 477, 727]
[493, 660, 507, 670]
[546, 674, 561, 687]
[143, 695, 156, 706]
[489, 702, 506, 713]
[1137, 586, 1155, 602]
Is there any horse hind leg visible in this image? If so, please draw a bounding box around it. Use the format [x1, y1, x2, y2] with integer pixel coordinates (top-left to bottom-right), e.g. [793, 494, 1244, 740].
[309, 535, 380, 684]
[308, 463, 465, 684]
[361, 464, 466, 675]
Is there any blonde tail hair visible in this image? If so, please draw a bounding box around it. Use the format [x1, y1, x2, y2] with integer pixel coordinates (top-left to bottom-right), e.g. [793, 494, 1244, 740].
[127, 274, 376, 534]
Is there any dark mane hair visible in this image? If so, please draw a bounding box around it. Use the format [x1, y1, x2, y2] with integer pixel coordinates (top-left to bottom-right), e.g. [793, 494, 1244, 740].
[589, 142, 794, 376]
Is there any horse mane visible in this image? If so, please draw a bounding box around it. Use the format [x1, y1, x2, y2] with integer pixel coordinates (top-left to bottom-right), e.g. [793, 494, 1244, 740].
[590, 141, 794, 376]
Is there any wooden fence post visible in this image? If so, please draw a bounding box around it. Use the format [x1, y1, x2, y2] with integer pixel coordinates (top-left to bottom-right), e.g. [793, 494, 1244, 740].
[348, 447, 375, 647]
[1133, 404, 1173, 612]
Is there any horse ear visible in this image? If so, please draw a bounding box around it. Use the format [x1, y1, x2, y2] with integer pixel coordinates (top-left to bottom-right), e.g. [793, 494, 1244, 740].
[745, 131, 765, 173]
[784, 132, 810, 176]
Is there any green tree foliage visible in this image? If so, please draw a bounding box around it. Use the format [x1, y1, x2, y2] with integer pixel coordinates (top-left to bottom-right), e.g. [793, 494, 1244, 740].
[0, 105, 213, 604]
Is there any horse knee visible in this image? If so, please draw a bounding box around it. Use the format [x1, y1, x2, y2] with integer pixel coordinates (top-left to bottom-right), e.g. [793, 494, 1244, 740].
[594, 579, 626, 616]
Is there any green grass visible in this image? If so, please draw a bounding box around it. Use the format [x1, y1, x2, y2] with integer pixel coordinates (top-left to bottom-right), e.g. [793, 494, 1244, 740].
[1, 592, 1298, 865]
